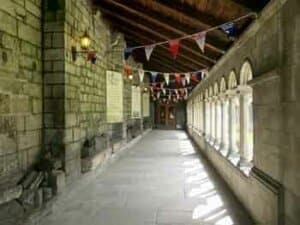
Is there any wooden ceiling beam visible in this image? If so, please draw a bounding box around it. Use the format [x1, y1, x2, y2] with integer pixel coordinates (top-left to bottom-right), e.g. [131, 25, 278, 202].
[99, 7, 217, 65]
[99, 0, 225, 55]
[112, 24, 210, 69]
[129, 0, 213, 30]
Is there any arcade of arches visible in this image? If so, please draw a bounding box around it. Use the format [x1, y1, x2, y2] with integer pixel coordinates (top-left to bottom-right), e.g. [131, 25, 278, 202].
[0, 0, 299, 225]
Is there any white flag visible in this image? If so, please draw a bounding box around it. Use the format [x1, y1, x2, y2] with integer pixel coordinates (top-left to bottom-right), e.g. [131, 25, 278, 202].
[181, 77, 186, 86]
[138, 69, 144, 83]
[157, 91, 160, 99]
[193, 32, 206, 53]
[185, 73, 191, 84]
[164, 73, 170, 85]
[145, 44, 155, 61]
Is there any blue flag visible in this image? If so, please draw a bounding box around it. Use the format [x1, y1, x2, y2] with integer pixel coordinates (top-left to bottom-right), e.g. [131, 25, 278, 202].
[150, 72, 158, 82]
[220, 22, 236, 36]
[124, 48, 133, 60]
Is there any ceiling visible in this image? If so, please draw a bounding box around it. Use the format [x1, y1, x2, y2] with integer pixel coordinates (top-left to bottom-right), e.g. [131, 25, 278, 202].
[92, 0, 270, 73]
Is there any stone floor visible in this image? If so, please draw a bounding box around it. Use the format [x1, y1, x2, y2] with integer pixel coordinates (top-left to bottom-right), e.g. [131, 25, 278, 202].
[40, 130, 253, 225]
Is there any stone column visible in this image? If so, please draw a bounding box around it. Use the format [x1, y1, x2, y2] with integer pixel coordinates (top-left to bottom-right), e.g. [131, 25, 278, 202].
[238, 86, 253, 167]
[220, 96, 229, 155]
[227, 90, 240, 162]
[205, 99, 210, 141]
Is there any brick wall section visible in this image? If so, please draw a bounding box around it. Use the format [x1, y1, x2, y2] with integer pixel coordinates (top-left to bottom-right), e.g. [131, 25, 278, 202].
[0, 0, 43, 189]
[42, 0, 146, 181]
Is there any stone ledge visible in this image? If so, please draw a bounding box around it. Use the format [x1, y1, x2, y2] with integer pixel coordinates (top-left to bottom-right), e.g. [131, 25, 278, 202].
[81, 129, 152, 173]
[81, 149, 111, 173]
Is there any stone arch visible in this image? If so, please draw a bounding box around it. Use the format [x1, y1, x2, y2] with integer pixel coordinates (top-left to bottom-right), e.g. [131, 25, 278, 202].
[213, 82, 219, 96]
[205, 89, 209, 99]
[220, 77, 226, 93]
[209, 86, 214, 97]
[228, 71, 237, 89]
[240, 60, 253, 85]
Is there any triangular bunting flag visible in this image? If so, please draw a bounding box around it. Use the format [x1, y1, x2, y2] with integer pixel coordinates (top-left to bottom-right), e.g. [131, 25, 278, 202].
[157, 91, 160, 99]
[168, 39, 180, 59]
[191, 73, 198, 82]
[174, 73, 181, 84]
[164, 73, 170, 85]
[181, 77, 186, 87]
[220, 22, 236, 36]
[150, 71, 158, 82]
[145, 44, 155, 61]
[124, 48, 133, 60]
[193, 32, 206, 53]
[185, 73, 191, 84]
[124, 65, 132, 77]
[138, 69, 144, 83]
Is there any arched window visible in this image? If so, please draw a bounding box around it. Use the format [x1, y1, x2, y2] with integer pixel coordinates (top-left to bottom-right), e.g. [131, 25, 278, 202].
[228, 71, 240, 162]
[199, 93, 204, 133]
[239, 61, 253, 166]
[214, 82, 221, 148]
[209, 86, 214, 143]
[205, 89, 210, 140]
[220, 77, 229, 154]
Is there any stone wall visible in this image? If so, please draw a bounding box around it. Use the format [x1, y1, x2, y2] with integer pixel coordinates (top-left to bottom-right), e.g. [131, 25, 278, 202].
[188, 0, 300, 225]
[42, 0, 149, 182]
[0, 0, 149, 198]
[0, 0, 43, 189]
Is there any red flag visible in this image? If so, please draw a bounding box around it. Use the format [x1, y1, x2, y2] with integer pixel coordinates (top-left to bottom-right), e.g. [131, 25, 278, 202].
[191, 73, 198, 82]
[124, 65, 132, 77]
[174, 73, 181, 84]
[168, 39, 180, 59]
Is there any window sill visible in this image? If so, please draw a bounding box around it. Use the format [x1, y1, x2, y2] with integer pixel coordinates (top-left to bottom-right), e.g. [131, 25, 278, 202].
[204, 139, 253, 177]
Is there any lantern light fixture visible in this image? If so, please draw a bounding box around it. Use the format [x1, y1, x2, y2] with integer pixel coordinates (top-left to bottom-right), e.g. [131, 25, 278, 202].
[71, 30, 96, 63]
[80, 30, 91, 50]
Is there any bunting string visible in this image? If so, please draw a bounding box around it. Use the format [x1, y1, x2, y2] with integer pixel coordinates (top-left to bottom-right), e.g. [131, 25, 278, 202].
[125, 13, 256, 51]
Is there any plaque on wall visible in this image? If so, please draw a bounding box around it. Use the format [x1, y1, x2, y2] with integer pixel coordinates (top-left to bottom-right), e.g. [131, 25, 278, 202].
[131, 86, 141, 118]
[143, 92, 150, 117]
[106, 70, 123, 123]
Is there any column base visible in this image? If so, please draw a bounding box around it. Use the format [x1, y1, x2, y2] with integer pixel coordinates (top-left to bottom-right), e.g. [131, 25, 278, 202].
[238, 157, 253, 168]
[227, 151, 240, 166]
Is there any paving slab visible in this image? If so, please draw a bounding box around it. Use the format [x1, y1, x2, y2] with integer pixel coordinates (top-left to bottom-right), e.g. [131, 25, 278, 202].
[40, 130, 253, 225]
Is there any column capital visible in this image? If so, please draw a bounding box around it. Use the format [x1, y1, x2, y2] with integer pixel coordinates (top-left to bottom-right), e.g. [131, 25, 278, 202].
[237, 85, 252, 94]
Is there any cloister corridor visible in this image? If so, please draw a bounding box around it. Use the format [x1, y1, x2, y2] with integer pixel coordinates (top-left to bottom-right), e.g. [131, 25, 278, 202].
[40, 130, 252, 225]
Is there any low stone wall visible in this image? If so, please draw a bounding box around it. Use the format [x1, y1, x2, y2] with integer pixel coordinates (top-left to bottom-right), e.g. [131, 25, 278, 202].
[188, 129, 283, 225]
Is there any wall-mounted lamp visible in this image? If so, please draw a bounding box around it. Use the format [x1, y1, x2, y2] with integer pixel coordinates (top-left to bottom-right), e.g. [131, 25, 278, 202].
[128, 74, 133, 80]
[80, 31, 91, 50]
[71, 30, 96, 63]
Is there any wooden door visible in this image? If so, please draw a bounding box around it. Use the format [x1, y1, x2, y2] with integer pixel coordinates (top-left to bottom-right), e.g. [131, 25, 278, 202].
[156, 103, 176, 129]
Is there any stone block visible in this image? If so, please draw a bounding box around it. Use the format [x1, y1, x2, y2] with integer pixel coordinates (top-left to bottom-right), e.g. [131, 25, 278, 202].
[0, 94, 10, 114]
[44, 49, 64, 61]
[18, 130, 40, 150]
[0, 200, 24, 225]
[0, 185, 22, 205]
[11, 96, 30, 113]
[49, 170, 65, 195]
[18, 22, 41, 46]
[44, 72, 65, 84]
[42, 187, 52, 202]
[0, 10, 17, 36]
[25, 115, 42, 131]
[34, 188, 43, 208]
[25, 0, 41, 18]
[52, 32, 64, 48]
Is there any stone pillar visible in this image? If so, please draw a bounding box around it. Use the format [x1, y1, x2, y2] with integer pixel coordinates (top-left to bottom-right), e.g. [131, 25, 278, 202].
[227, 90, 240, 162]
[238, 86, 253, 167]
[220, 97, 229, 155]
